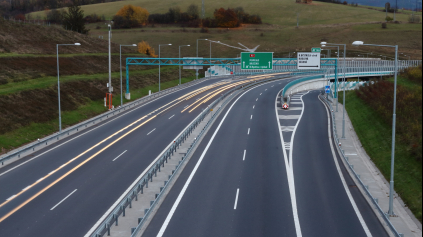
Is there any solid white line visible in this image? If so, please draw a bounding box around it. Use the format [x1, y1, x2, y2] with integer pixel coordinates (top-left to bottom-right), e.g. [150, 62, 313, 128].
[289, 91, 309, 166]
[168, 115, 175, 119]
[247, 128, 250, 135]
[22, 186, 31, 191]
[156, 84, 264, 237]
[243, 150, 246, 161]
[318, 96, 373, 237]
[6, 195, 16, 201]
[275, 89, 303, 237]
[0, 79, 211, 178]
[36, 178, 45, 183]
[147, 128, 156, 136]
[50, 189, 77, 211]
[112, 150, 127, 162]
[234, 189, 240, 210]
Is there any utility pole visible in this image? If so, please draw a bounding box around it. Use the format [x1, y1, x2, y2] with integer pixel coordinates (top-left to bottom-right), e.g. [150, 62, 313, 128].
[202, 0, 205, 19]
[394, 0, 397, 21]
[297, 13, 299, 28]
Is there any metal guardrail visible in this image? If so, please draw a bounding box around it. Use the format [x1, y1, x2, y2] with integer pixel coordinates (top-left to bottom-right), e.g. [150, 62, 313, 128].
[87, 75, 291, 237]
[0, 79, 209, 166]
[319, 94, 404, 237]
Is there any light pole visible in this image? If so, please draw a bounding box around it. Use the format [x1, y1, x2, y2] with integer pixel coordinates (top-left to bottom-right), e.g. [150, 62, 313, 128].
[108, 25, 112, 94]
[57, 43, 81, 132]
[209, 40, 220, 62]
[179, 45, 190, 85]
[322, 44, 340, 112]
[197, 39, 208, 80]
[353, 41, 399, 217]
[119, 44, 137, 107]
[322, 42, 347, 139]
[159, 44, 172, 92]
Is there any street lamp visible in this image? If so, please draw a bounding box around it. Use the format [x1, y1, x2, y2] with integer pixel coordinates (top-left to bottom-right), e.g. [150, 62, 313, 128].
[179, 45, 190, 85]
[353, 40, 399, 217]
[197, 39, 208, 80]
[209, 40, 220, 62]
[57, 43, 81, 132]
[322, 41, 347, 139]
[159, 44, 172, 92]
[119, 44, 137, 106]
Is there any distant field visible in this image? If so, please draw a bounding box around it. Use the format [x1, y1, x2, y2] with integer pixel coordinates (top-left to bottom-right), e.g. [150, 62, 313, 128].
[86, 22, 422, 59]
[30, 0, 413, 26]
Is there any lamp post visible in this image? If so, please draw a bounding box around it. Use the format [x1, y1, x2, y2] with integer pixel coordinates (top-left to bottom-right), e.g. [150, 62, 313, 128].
[57, 43, 81, 133]
[120, 44, 137, 106]
[322, 42, 347, 139]
[159, 44, 172, 92]
[197, 39, 208, 80]
[179, 45, 190, 85]
[108, 24, 112, 95]
[209, 40, 220, 62]
[353, 41, 398, 217]
[322, 45, 340, 112]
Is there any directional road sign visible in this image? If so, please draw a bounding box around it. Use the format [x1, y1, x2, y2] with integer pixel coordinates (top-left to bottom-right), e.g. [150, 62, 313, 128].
[312, 48, 321, 53]
[325, 85, 331, 94]
[297, 52, 321, 70]
[241, 52, 273, 70]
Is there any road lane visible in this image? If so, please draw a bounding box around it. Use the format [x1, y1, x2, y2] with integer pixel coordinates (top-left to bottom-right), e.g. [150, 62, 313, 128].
[293, 91, 388, 237]
[143, 79, 297, 237]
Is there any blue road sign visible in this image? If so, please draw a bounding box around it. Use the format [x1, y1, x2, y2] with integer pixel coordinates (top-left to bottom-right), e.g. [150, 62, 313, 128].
[325, 85, 331, 94]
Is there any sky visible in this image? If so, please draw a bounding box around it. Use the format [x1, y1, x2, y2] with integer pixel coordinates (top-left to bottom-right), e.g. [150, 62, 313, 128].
[356, 0, 422, 10]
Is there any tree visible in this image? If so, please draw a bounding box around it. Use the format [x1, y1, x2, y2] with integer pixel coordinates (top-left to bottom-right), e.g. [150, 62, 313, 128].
[116, 5, 149, 26]
[187, 4, 199, 20]
[112, 15, 138, 29]
[214, 8, 239, 28]
[168, 6, 181, 23]
[62, 3, 89, 34]
[138, 41, 157, 57]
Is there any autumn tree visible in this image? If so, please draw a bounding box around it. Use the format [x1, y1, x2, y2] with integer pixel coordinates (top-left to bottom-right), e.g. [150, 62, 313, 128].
[138, 41, 158, 58]
[214, 8, 239, 28]
[115, 5, 149, 26]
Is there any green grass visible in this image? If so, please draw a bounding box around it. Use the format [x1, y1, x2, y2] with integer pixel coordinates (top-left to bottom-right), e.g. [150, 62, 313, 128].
[30, 0, 413, 26]
[0, 75, 196, 150]
[0, 66, 178, 95]
[340, 89, 422, 222]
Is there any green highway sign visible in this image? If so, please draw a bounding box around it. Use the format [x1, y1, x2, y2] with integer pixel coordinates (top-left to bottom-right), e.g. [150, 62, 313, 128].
[241, 52, 273, 70]
[311, 48, 321, 53]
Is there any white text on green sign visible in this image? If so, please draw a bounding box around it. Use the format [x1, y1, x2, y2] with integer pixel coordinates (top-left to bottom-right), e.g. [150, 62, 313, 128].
[241, 52, 273, 70]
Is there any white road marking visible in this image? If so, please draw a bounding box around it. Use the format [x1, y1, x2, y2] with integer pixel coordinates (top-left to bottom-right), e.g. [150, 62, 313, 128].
[234, 189, 240, 210]
[253, 105, 255, 109]
[147, 128, 156, 136]
[184, 105, 189, 109]
[22, 186, 31, 191]
[6, 195, 16, 201]
[260, 93, 262, 95]
[50, 189, 77, 211]
[281, 126, 296, 132]
[112, 150, 128, 161]
[275, 89, 303, 237]
[250, 115, 253, 120]
[318, 96, 373, 237]
[265, 89, 267, 91]
[156, 84, 266, 237]
[279, 115, 301, 119]
[248, 128, 250, 135]
[256, 98, 258, 101]
[36, 178, 45, 183]
[168, 115, 175, 119]
[243, 150, 246, 161]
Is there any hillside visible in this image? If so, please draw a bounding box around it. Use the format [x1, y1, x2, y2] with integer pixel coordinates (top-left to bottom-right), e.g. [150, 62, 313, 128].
[30, 0, 416, 26]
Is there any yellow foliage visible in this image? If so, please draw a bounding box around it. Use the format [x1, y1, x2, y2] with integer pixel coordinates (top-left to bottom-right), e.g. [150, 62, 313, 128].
[138, 41, 158, 58]
[116, 5, 149, 25]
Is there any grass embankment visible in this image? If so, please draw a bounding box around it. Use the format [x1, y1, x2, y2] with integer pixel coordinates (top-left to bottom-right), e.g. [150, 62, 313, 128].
[0, 74, 196, 152]
[339, 71, 422, 222]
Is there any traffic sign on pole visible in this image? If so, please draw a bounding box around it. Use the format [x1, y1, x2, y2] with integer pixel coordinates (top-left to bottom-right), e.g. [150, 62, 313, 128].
[312, 48, 321, 53]
[297, 52, 321, 69]
[241, 52, 273, 70]
[325, 85, 331, 94]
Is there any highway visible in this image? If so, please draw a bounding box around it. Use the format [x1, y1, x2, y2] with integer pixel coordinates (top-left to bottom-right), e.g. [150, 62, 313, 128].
[0, 76, 275, 237]
[143, 81, 389, 237]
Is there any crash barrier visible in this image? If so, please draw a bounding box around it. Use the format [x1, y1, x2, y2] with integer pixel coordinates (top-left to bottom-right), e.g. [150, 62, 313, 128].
[319, 94, 404, 237]
[0, 79, 210, 166]
[87, 75, 292, 237]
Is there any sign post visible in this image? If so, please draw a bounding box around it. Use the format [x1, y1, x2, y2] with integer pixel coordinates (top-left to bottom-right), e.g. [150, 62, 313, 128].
[325, 85, 331, 94]
[241, 52, 273, 70]
[297, 52, 321, 70]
